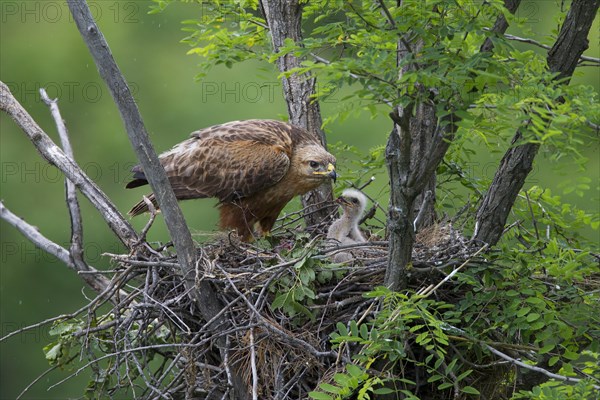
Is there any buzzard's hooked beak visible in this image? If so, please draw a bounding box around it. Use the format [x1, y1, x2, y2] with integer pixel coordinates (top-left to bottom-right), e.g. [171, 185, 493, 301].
[314, 163, 337, 183]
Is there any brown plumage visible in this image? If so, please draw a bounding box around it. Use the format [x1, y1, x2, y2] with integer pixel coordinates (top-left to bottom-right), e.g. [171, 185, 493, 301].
[126, 119, 337, 240]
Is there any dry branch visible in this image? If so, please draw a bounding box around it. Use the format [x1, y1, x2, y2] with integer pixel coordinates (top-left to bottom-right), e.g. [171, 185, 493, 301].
[0, 81, 138, 248]
[66, 1, 250, 396]
[39, 88, 87, 273]
[0, 201, 112, 295]
[65, 0, 196, 280]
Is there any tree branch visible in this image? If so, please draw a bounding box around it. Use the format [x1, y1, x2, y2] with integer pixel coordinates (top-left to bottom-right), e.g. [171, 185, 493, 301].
[65, 0, 196, 269]
[480, 0, 522, 53]
[474, 0, 600, 245]
[39, 88, 87, 273]
[0, 201, 112, 294]
[484, 343, 600, 390]
[0, 81, 138, 248]
[66, 1, 249, 396]
[503, 33, 600, 65]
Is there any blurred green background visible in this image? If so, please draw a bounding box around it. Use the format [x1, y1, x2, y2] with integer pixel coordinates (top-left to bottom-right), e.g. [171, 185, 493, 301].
[0, 1, 597, 398]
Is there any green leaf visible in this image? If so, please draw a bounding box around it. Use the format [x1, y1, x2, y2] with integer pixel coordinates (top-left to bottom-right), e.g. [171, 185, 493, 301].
[461, 386, 480, 395]
[320, 383, 341, 394]
[309, 391, 333, 400]
[44, 342, 62, 362]
[526, 313, 541, 322]
[563, 350, 579, 361]
[346, 363, 363, 378]
[336, 322, 348, 336]
[271, 293, 289, 310]
[333, 373, 350, 386]
[539, 344, 555, 355]
[373, 387, 395, 394]
[456, 369, 473, 382]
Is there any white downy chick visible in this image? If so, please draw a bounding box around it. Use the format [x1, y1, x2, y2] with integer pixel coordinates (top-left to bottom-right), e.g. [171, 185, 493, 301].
[327, 189, 368, 244]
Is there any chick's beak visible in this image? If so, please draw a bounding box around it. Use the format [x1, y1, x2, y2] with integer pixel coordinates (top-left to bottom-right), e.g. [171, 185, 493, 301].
[336, 196, 349, 205]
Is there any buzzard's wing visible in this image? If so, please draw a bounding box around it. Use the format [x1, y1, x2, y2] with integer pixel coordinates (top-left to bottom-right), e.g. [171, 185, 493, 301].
[127, 120, 293, 215]
[166, 138, 291, 202]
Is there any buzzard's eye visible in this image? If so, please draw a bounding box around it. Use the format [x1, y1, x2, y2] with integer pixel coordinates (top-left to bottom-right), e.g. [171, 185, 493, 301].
[309, 161, 319, 169]
[351, 198, 359, 204]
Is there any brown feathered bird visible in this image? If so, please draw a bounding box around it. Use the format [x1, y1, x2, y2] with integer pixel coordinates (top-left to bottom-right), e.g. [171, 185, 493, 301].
[126, 119, 337, 240]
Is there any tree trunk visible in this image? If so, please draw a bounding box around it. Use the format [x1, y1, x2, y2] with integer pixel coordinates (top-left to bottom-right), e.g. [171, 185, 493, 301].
[480, 0, 522, 53]
[474, 0, 599, 245]
[384, 0, 525, 289]
[260, 0, 334, 229]
[385, 123, 414, 291]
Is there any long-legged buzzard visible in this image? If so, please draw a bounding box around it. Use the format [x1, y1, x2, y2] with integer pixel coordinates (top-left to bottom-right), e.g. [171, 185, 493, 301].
[126, 119, 337, 240]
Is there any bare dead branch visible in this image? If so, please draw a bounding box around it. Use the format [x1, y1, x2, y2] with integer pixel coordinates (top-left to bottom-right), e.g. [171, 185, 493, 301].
[65, 0, 197, 275]
[250, 326, 259, 400]
[417, 244, 489, 297]
[0, 81, 138, 248]
[1, 200, 71, 267]
[39, 87, 87, 273]
[217, 263, 337, 360]
[65, 2, 250, 395]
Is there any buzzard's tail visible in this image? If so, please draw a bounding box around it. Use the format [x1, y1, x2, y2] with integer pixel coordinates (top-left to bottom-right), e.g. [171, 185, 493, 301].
[128, 194, 159, 217]
[125, 165, 148, 189]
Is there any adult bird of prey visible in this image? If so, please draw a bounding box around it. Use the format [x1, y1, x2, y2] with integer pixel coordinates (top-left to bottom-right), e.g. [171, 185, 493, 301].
[126, 119, 337, 241]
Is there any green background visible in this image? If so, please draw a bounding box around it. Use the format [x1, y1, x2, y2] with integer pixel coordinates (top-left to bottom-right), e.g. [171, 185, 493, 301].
[1, 1, 597, 398]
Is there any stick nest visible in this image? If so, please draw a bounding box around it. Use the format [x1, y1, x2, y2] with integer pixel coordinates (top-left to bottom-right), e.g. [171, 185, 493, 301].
[96, 222, 483, 399]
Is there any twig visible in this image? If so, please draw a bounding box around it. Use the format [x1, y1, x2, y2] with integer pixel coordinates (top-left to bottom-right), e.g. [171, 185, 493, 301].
[224, 335, 234, 391]
[418, 244, 489, 297]
[0, 201, 113, 295]
[16, 356, 75, 400]
[46, 342, 214, 391]
[0, 201, 71, 266]
[413, 190, 433, 232]
[131, 350, 170, 400]
[217, 264, 336, 359]
[0, 301, 90, 343]
[484, 343, 600, 390]
[376, 0, 396, 28]
[503, 33, 600, 64]
[138, 195, 159, 243]
[444, 322, 600, 390]
[309, 52, 395, 107]
[250, 326, 259, 400]
[101, 255, 180, 269]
